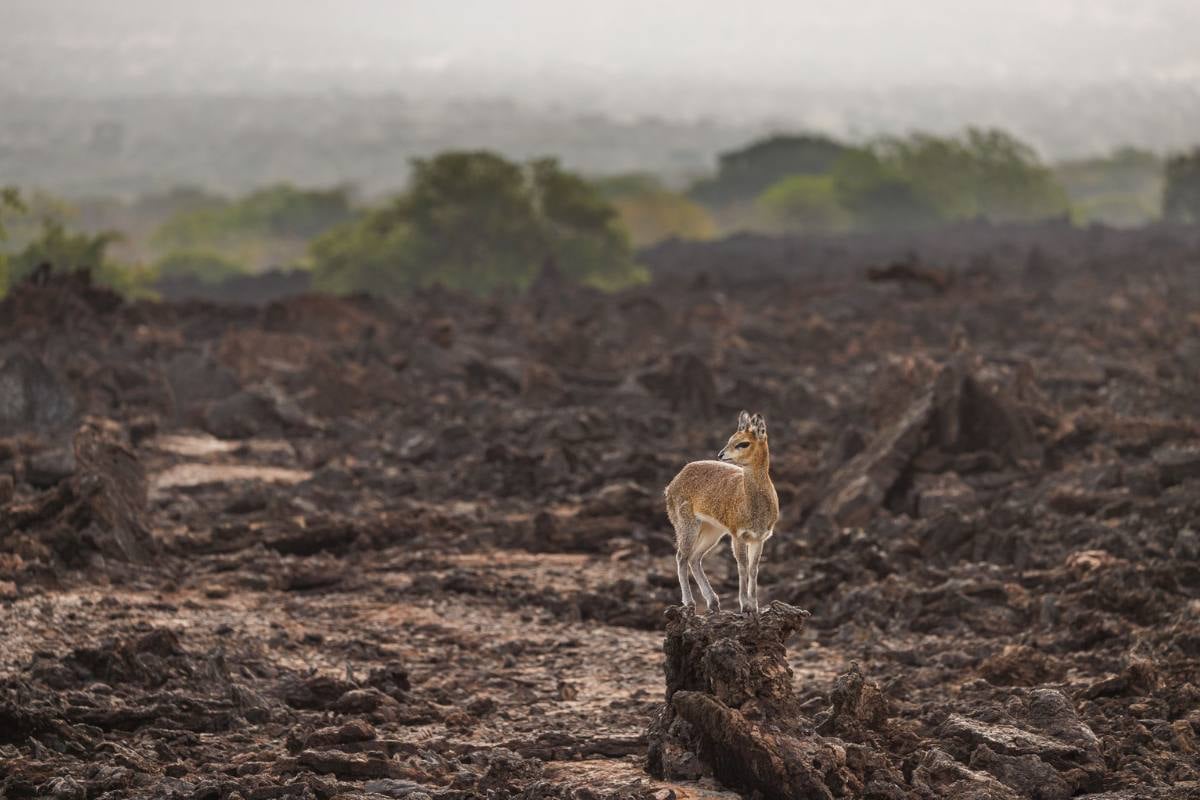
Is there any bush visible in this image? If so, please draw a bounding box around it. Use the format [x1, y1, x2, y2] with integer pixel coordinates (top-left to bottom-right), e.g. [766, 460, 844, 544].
[831, 149, 942, 232]
[755, 175, 851, 234]
[154, 250, 247, 284]
[690, 134, 848, 209]
[154, 184, 355, 250]
[691, 128, 1068, 233]
[0, 187, 23, 297]
[8, 219, 123, 282]
[875, 128, 1068, 224]
[312, 151, 642, 295]
[7, 217, 157, 298]
[1055, 147, 1162, 226]
[1164, 148, 1200, 224]
[596, 173, 717, 246]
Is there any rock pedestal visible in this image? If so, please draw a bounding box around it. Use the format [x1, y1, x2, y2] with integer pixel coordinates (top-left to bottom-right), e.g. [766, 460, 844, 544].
[646, 602, 1112, 800]
[646, 602, 877, 800]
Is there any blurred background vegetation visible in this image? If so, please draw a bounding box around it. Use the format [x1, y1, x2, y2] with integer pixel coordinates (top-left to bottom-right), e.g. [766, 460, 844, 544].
[3, 129, 1200, 300]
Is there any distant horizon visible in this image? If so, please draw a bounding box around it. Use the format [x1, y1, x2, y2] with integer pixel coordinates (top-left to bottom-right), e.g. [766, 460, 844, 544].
[4, 0, 1199, 195]
[8, 0, 1200, 88]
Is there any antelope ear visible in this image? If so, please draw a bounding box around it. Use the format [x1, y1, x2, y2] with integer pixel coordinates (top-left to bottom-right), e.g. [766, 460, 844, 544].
[737, 410, 751, 432]
[750, 413, 767, 438]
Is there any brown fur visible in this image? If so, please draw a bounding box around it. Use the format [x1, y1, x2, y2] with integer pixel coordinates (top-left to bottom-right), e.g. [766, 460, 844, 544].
[664, 411, 780, 613]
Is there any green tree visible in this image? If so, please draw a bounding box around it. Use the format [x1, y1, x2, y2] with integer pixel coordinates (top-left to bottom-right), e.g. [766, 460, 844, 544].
[154, 184, 355, 250]
[755, 174, 850, 234]
[9, 219, 122, 281]
[312, 151, 641, 295]
[874, 133, 981, 219]
[595, 173, 716, 246]
[308, 203, 416, 295]
[7, 217, 157, 298]
[831, 148, 942, 231]
[877, 128, 1068, 223]
[530, 157, 641, 287]
[1164, 148, 1200, 224]
[958, 128, 1068, 221]
[690, 134, 849, 209]
[0, 187, 24, 297]
[1056, 147, 1163, 227]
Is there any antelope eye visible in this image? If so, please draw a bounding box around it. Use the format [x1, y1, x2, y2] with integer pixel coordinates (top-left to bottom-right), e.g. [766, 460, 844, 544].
[735, 442, 750, 449]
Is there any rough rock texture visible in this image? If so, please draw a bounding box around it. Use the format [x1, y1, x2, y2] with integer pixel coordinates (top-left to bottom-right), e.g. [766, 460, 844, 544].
[646, 604, 879, 800]
[1, 418, 156, 568]
[3, 222, 1200, 797]
[0, 347, 75, 435]
[647, 608, 1126, 800]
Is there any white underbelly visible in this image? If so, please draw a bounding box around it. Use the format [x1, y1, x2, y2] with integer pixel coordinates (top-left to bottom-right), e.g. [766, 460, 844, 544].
[695, 513, 732, 536]
[696, 512, 772, 544]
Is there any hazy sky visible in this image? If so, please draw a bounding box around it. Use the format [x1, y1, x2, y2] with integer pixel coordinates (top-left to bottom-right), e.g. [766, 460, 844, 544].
[7, 0, 1200, 95]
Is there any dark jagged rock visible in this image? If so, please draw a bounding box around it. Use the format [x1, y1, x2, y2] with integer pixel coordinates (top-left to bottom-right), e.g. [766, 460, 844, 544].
[669, 691, 862, 800]
[0, 348, 75, 435]
[203, 390, 282, 439]
[0, 418, 157, 568]
[814, 661, 890, 740]
[1152, 445, 1200, 485]
[3, 228, 1200, 797]
[22, 447, 75, 489]
[657, 602, 809, 717]
[644, 600, 1113, 799]
[867, 258, 954, 294]
[637, 351, 718, 419]
[817, 358, 1042, 526]
[816, 386, 933, 526]
[937, 689, 1106, 792]
[70, 418, 157, 563]
[278, 673, 354, 710]
[646, 602, 876, 800]
[295, 748, 397, 779]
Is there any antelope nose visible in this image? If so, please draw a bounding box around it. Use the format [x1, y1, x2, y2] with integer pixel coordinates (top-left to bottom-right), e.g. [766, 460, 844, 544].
[717, 448, 726, 460]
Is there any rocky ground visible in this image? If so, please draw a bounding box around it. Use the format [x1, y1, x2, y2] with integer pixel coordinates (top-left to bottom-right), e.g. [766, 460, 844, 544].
[2, 220, 1200, 799]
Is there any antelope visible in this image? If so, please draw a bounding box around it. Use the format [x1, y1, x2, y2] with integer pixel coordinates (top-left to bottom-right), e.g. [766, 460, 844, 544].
[665, 411, 779, 614]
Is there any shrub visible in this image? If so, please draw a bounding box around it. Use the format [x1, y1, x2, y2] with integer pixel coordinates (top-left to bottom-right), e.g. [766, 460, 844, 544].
[831, 149, 942, 232]
[755, 175, 851, 234]
[312, 151, 642, 295]
[153, 184, 355, 250]
[8, 219, 123, 281]
[7, 217, 157, 298]
[1164, 148, 1200, 224]
[690, 134, 849, 209]
[0, 187, 23, 297]
[1056, 148, 1163, 227]
[596, 173, 717, 246]
[875, 128, 1068, 224]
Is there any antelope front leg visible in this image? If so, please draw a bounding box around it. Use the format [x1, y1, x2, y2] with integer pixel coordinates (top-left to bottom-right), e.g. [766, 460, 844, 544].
[747, 538, 765, 614]
[732, 537, 751, 614]
[675, 550, 695, 609]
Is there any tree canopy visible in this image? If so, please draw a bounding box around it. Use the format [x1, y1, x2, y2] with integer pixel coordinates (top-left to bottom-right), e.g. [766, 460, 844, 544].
[690, 134, 849, 209]
[747, 128, 1069, 234]
[311, 151, 641, 295]
[1164, 148, 1200, 224]
[0, 187, 24, 296]
[595, 173, 717, 246]
[153, 184, 355, 250]
[755, 175, 850, 234]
